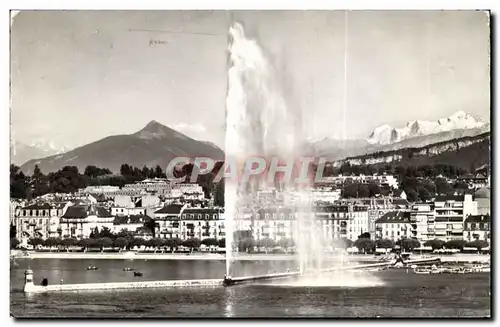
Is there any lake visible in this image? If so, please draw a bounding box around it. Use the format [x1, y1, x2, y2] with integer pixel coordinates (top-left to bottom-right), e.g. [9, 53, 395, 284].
[10, 258, 491, 318]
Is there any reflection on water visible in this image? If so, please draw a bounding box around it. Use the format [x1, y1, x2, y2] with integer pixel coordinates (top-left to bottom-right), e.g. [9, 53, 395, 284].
[10, 259, 491, 318]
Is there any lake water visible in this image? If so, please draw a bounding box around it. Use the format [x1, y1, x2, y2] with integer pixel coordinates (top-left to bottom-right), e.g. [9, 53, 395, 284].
[10, 258, 491, 318]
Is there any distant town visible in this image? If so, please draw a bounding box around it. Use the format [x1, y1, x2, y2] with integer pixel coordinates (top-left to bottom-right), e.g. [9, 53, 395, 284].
[10, 160, 491, 255]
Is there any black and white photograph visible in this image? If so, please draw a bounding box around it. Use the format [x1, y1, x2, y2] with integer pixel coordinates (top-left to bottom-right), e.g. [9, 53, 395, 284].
[9, 9, 491, 318]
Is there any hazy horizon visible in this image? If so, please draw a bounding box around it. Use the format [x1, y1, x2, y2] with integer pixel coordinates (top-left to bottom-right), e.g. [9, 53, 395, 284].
[11, 10, 490, 150]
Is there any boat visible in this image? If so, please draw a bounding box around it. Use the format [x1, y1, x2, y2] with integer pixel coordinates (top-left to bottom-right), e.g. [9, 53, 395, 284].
[413, 268, 431, 274]
[133, 271, 143, 277]
[123, 268, 134, 272]
[86, 266, 98, 271]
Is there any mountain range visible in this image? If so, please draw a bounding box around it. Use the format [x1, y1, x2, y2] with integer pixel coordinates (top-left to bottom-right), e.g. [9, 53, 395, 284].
[20, 121, 224, 174]
[16, 111, 489, 174]
[306, 111, 489, 160]
[10, 140, 70, 166]
[366, 111, 488, 145]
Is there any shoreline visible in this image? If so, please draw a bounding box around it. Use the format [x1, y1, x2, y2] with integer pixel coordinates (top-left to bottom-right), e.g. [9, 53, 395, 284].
[12, 251, 490, 263]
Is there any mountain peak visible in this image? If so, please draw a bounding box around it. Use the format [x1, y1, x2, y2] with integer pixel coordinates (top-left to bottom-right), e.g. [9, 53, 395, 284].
[135, 120, 189, 140]
[367, 111, 488, 145]
[143, 120, 164, 131]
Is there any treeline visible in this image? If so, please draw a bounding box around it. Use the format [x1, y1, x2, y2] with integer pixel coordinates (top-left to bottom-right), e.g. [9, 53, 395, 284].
[12, 227, 225, 251]
[10, 163, 225, 206]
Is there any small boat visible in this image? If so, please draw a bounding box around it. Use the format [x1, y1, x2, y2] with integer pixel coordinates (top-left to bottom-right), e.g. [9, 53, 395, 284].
[133, 271, 143, 277]
[86, 266, 98, 270]
[123, 268, 134, 272]
[414, 268, 431, 274]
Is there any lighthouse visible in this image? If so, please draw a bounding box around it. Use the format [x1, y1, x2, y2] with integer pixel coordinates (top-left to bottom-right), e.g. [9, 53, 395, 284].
[24, 267, 35, 293]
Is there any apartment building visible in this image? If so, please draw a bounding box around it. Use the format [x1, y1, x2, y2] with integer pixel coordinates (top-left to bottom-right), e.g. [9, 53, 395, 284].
[59, 205, 114, 239]
[433, 194, 477, 242]
[16, 202, 70, 245]
[410, 203, 435, 242]
[180, 207, 225, 240]
[375, 211, 412, 241]
[113, 214, 153, 234]
[153, 204, 186, 239]
[463, 214, 490, 244]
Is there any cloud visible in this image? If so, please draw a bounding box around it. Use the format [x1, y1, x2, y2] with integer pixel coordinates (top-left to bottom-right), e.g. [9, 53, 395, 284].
[173, 122, 207, 134]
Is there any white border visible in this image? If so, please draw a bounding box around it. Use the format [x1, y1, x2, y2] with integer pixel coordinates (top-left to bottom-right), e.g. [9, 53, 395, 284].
[3, 0, 497, 326]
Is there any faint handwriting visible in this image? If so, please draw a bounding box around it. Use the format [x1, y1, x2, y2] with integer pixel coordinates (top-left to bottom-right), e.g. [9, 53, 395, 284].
[149, 39, 168, 46]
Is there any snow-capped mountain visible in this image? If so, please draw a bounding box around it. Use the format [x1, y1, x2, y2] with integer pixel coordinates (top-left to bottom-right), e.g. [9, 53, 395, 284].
[29, 139, 71, 154]
[367, 111, 488, 145]
[10, 138, 72, 166]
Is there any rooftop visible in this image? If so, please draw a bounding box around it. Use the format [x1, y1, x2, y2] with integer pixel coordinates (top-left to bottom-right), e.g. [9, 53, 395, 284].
[376, 211, 411, 224]
[464, 214, 490, 224]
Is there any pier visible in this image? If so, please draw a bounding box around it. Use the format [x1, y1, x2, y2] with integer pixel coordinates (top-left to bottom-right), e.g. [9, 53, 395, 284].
[23, 257, 441, 293]
[23, 268, 223, 294]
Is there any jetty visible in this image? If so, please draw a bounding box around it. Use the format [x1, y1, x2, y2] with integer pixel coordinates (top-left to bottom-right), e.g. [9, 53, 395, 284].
[23, 268, 223, 294]
[23, 256, 441, 293]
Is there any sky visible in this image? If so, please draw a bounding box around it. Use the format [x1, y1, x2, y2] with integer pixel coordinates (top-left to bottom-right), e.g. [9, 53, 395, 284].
[10, 10, 490, 149]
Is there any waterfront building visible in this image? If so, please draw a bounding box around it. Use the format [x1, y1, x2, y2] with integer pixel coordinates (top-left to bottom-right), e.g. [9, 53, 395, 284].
[463, 214, 490, 244]
[410, 203, 435, 243]
[375, 211, 412, 241]
[153, 204, 186, 239]
[474, 187, 491, 215]
[59, 205, 114, 239]
[180, 207, 225, 240]
[433, 194, 477, 242]
[113, 214, 153, 234]
[16, 202, 71, 245]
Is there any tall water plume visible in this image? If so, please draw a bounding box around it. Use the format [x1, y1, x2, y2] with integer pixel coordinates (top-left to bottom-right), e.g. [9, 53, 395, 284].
[225, 22, 331, 279]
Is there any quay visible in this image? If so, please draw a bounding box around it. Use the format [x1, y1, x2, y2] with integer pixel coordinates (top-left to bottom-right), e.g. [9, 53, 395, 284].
[23, 257, 442, 293]
[23, 268, 223, 294]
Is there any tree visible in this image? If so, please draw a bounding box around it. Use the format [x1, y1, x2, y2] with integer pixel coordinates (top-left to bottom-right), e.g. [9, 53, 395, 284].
[154, 165, 165, 178]
[367, 183, 381, 197]
[201, 238, 218, 247]
[466, 240, 488, 252]
[10, 224, 16, 239]
[237, 237, 255, 252]
[218, 238, 226, 248]
[375, 238, 394, 249]
[342, 183, 359, 198]
[354, 238, 375, 254]
[10, 238, 20, 249]
[183, 238, 201, 251]
[29, 237, 44, 247]
[277, 238, 294, 249]
[96, 226, 113, 239]
[358, 184, 370, 198]
[214, 180, 225, 207]
[144, 219, 158, 238]
[423, 239, 445, 250]
[10, 164, 28, 199]
[43, 237, 61, 248]
[444, 239, 467, 250]
[257, 238, 276, 253]
[397, 238, 420, 251]
[97, 237, 113, 249]
[31, 165, 50, 198]
[61, 238, 77, 248]
[435, 178, 452, 195]
[113, 237, 129, 249]
[358, 232, 371, 240]
[129, 237, 146, 248]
